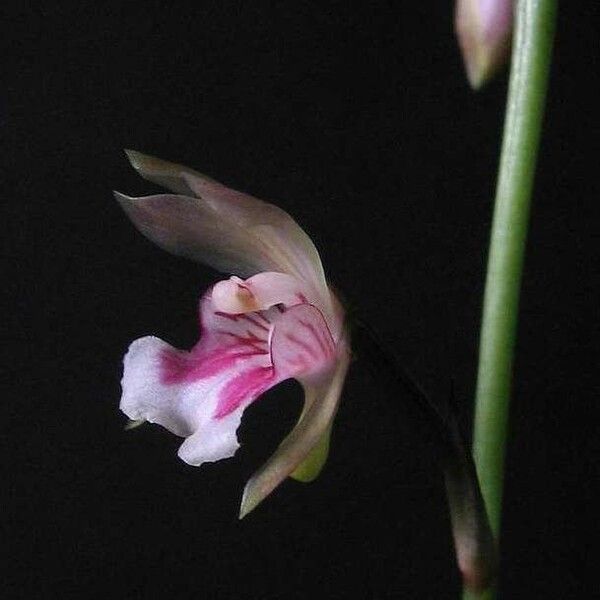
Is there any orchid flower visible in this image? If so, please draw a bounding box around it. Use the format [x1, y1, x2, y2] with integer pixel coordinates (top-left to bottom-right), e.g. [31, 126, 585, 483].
[115, 151, 350, 518]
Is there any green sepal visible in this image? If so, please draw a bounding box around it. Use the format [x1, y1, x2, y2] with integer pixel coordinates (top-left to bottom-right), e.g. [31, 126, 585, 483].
[290, 424, 332, 482]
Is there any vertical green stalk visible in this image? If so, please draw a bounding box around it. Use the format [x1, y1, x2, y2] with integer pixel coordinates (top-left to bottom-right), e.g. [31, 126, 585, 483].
[464, 1, 557, 598]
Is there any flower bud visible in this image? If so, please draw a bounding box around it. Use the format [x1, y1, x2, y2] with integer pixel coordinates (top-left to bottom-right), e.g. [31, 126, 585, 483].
[455, 0, 513, 89]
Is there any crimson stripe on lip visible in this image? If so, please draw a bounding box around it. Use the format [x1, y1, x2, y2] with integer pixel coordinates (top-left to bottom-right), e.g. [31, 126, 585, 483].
[298, 318, 332, 357]
[239, 313, 270, 332]
[284, 332, 320, 360]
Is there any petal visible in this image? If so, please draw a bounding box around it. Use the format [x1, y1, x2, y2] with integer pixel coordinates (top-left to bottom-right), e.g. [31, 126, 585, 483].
[239, 335, 350, 518]
[124, 149, 213, 195]
[119, 151, 329, 308]
[115, 192, 274, 278]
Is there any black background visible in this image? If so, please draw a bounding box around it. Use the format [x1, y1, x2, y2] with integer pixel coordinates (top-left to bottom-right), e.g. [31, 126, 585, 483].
[4, 2, 598, 599]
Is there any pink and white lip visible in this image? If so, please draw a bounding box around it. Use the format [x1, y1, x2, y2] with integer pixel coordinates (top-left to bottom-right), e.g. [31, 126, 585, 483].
[115, 151, 349, 517]
[121, 273, 340, 467]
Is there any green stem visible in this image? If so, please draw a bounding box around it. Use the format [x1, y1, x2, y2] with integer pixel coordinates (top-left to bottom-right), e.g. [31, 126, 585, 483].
[464, 1, 557, 598]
